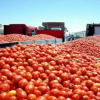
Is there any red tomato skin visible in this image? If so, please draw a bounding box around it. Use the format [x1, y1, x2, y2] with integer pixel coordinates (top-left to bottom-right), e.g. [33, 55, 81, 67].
[0, 92, 9, 100]
[17, 90, 27, 100]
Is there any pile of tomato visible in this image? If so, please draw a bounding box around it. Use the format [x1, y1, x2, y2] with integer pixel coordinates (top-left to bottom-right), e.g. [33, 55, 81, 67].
[0, 34, 57, 43]
[0, 40, 100, 100]
[61, 35, 100, 58]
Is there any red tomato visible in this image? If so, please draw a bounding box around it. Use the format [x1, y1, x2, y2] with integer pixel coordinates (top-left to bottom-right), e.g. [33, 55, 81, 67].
[47, 96, 58, 100]
[32, 71, 40, 80]
[60, 73, 69, 81]
[0, 83, 10, 93]
[25, 84, 35, 94]
[0, 92, 9, 100]
[8, 96, 17, 100]
[50, 89, 61, 97]
[52, 83, 63, 90]
[58, 96, 65, 100]
[82, 95, 91, 100]
[36, 96, 47, 100]
[27, 94, 36, 100]
[73, 89, 84, 98]
[13, 75, 23, 84]
[25, 72, 32, 81]
[40, 73, 47, 80]
[18, 78, 28, 88]
[17, 90, 27, 100]
[49, 80, 59, 88]
[38, 86, 48, 94]
[86, 80, 94, 88]
[60, 90, 68, 98]
[0, 75, 7, 82]
[34, 89, 41, 97]
[5, 71, 13, 80]
[63, 81, 70, 88]
[49, 73, 56, 81]
[73, 78, 81, 85]
[41, 62, 49, 70]
[72, 94, 80, 100]
[90, 86, 98, 94]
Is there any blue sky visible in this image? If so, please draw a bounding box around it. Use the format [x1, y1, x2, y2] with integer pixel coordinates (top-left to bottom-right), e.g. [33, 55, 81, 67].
[0, 0, 100, 32]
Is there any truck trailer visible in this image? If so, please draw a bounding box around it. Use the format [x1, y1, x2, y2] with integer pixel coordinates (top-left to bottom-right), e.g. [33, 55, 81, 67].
[86, 24, 100, 36]
[4, 24, 37, 36]
[4, 22, 65, 41]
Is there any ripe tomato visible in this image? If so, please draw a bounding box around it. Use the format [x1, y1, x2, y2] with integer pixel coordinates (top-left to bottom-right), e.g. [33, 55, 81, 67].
[40, 73, 47, 80]
[52, 83, 63, 90]
[25, 72, 32, 81]
[60, 90, 68, 98]
[2, 64, 10, 69]
[36, 96, 47, 100]
[38, 86, 48, 94]
[25, 84, 35, 94]
[0, 92, 9, 100]
[63, 81, 70, 88]
[58, 96, 65, 100]
[0, 75, 7, 82]
[82, 95, 91, 100]
[13, 75, 23, 84]
[49, 73, 56, 81]
[49, 61, 56, 66]
[86, 80, 94, 88]
[0, 83, 10, 93]
[17, 90, 27, 100]
[41, 62, 49, 70]
[32, 71, 40, 80]
[73, 89, 84, 98]
[5, 71, 13, 80]
[34, 89, 41, 97]
[90, 86, 98, 94]
[73, 78, 81, 85]
[18, 78, 28, 88]
[49, 80, 59, 88]
[38, 67, 44, 73]
[60, 73, 69, 81]
[50, 89, 61, 97]
[47, 96, 58, 100]
[27, 94, 36, 100]
[8, 96, 17, 100]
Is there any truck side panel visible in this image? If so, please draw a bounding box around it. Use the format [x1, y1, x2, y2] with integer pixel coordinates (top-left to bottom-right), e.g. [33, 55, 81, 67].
[8, 24, 26, 34]
[36, 30, 64, 39]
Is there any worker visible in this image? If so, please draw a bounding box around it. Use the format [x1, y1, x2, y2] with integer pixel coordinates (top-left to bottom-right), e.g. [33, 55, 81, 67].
[32, 30, 36, 36]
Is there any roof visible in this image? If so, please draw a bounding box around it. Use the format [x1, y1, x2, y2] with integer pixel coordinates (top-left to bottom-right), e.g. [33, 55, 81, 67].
[42, 22, 65, 30]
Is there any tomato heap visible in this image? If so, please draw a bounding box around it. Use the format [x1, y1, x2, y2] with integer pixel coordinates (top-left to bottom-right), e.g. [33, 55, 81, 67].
[0, 40, 100, 100]
[62, 35, 100, 58]
[0, 34, 57, 43]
